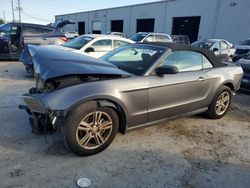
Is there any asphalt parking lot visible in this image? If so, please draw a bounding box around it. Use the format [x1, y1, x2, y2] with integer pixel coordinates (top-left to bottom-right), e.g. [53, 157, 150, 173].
[0, 60, 250, 188]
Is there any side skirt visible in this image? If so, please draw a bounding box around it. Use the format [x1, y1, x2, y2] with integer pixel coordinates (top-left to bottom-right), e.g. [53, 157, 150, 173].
[126, 107, 208, 132]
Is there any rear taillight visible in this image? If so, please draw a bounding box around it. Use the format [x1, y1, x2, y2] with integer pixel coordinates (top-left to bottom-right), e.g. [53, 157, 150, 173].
[60, 37, 69, 43]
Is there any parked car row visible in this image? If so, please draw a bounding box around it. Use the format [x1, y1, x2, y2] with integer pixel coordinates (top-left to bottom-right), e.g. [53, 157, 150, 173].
[107, 31, 190, 45]
[192, 39, 235, 61]
[19, 32, 189, 73]
[22, 34, 135, 73]
[0, 19, 249, 64]
[191, 38, 250, 91]
[0, 20, 249, 92]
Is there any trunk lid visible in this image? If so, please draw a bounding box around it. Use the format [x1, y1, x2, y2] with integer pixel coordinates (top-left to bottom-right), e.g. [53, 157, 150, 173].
[50, 20, 75, 30]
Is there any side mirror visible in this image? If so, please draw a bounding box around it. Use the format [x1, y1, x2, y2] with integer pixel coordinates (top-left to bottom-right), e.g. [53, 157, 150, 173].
[155, 65, 178, 75]
[85, 47, 95, 53]
[212, 48, 219, 52]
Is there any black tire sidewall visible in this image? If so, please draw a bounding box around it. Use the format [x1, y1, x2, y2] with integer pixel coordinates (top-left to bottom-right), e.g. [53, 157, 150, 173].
[63, 103, 119, 156]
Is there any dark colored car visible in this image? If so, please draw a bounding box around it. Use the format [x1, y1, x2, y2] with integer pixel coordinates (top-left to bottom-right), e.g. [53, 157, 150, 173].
[233, 39, 250, 62]
[236, 53, 250, 91]
[19, 42, 243, 156]
[0, 20, 74, 60]
[172, 35, 190, 45]
[192, 39, 235, 61]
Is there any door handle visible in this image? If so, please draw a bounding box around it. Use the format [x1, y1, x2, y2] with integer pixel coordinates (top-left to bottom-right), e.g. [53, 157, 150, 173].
[42, 38, 47, 40]
[198, 77, 205, 81]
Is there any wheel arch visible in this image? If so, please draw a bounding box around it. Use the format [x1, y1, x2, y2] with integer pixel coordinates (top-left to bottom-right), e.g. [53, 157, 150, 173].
[223, 81, 235, 93]
[69, 96, 129, 134]
[97, 100, 127, 134]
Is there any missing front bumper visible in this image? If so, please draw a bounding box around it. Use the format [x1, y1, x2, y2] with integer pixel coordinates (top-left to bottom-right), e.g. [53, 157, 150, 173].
[20, 93, 68, 134]
[19, 104, 54, 135]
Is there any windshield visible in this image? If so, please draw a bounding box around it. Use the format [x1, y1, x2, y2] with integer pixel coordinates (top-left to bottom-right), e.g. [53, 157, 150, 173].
[130, 33, 147, 42]
[241, 39, 250, 46]
[192, 41, 213, 49]
[62, 36, 93, 50]
[100, 45, 166, 75]
[0, 23, 12, 35]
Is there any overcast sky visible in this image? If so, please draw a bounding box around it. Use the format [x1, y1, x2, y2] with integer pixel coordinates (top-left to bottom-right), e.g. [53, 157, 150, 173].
[1, 0, 160, 24]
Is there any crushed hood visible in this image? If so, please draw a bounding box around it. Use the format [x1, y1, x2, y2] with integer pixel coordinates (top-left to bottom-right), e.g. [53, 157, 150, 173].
[19, 45, 131, 83]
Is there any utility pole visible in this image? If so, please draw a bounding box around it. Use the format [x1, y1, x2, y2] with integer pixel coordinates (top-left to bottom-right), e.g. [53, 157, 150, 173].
[3, 10, 5, 22]
[11, 0, 15, 21]
[17, 0, 21, 22]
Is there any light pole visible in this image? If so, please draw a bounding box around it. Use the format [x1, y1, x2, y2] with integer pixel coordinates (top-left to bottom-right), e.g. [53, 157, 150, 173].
[17, 0, 21, 22]
[11, 0, 15, 21]
[16, 0, 22, 22]
[3, 10, 5, 22]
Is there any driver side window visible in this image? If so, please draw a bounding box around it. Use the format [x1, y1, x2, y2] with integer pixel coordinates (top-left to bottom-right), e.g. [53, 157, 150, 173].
[144, 35, 154, 42]
[160, 51, 203, 72]
[90, 39, 112, 52]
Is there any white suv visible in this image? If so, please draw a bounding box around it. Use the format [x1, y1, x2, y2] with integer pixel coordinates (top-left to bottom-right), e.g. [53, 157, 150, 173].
[130, 32, 173, 43]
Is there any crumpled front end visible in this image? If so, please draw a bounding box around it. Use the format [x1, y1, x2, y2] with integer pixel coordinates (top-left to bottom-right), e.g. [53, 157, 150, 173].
[19, 44, 131, 134]
[20, 90, 68, 135]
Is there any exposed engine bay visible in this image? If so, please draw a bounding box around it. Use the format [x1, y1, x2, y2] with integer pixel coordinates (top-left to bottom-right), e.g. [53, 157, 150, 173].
[34, 74, 125, 93]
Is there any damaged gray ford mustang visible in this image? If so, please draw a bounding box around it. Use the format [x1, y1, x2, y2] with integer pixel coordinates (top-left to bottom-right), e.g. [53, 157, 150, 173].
[19, 42, 243, 156]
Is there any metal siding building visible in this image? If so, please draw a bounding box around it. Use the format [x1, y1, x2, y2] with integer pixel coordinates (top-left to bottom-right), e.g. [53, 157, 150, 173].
[55, 0, 250, 43]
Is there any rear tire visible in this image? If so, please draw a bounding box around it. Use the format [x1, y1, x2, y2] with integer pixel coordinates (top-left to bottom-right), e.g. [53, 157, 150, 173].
[63, 102, 119, 156]
[205, 86, 232, 119]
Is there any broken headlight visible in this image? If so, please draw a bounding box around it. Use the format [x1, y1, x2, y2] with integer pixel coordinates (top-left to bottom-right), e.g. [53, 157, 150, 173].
[22, 95, 47, 114]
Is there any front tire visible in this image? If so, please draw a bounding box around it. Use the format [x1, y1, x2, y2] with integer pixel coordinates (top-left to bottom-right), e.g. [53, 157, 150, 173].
[205, 86, 232, 119]
[63, 102, 119, 156]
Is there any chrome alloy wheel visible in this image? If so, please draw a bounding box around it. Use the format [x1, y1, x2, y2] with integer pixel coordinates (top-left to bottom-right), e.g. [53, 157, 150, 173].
[76, 111, 113, 149]
[215, 91, 230, 116]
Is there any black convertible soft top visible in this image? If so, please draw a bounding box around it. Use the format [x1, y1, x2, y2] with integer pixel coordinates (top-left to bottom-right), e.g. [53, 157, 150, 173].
[143, 42, 226, 68]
